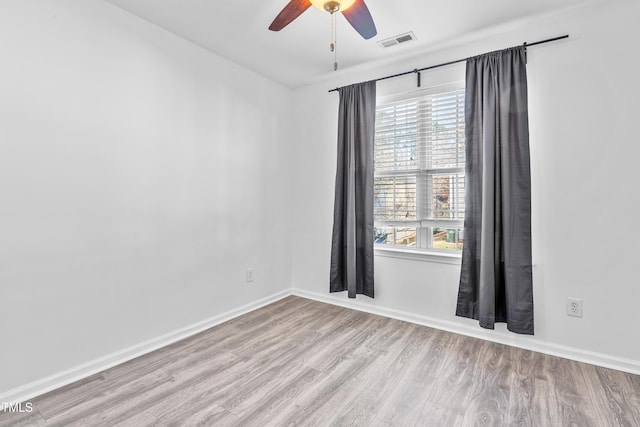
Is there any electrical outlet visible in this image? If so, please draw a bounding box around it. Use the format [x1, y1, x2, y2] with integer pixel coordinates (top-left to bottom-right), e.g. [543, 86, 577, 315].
[567, 298, 583, 317]
[246, 268, 254, 283]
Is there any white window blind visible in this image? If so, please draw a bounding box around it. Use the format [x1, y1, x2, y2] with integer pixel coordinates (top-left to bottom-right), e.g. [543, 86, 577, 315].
[374, 85, 465, 252]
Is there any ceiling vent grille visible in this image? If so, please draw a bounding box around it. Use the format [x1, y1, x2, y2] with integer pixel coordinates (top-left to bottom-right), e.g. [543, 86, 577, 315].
[377, 32, 417, 48]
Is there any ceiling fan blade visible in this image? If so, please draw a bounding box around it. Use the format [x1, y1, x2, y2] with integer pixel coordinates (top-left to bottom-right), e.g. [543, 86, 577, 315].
[341, 0, 377, 40]
[269, 0, 312, 31]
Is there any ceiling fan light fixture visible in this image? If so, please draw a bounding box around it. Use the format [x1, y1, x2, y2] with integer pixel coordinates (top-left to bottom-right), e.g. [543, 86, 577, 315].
[309, 0, 356, 13]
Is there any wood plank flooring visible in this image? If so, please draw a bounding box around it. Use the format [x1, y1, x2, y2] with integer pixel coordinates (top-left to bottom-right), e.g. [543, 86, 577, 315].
[1, 295, 639, 426]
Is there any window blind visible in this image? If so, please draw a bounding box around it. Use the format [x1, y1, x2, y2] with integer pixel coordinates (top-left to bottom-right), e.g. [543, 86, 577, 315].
[374, 86, 465, 251]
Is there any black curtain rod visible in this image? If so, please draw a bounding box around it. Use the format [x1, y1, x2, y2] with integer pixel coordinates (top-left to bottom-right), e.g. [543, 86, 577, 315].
[328, 34, 569, 93]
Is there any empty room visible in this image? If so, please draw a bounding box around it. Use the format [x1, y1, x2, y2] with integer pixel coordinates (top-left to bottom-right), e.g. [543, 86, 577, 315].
[1, 0, 639, 425]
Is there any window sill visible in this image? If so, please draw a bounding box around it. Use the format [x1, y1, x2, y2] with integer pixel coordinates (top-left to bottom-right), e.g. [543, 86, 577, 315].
[374, 246, 462, 265]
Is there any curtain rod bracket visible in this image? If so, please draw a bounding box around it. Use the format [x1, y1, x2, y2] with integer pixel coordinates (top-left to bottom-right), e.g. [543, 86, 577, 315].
[413, 69, 421, 88]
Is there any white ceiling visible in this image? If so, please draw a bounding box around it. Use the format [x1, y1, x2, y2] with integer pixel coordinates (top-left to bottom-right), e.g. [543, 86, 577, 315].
[103, 0, 589, 88]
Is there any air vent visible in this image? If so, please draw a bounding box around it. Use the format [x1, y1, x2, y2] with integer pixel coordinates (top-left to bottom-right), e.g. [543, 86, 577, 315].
[377, 32, 417, 48]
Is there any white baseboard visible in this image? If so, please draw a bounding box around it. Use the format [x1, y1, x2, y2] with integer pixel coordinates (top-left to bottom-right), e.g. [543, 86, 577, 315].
[4, 287, 639, 405]
[292, 288, 640, 376]
[0, 290, 291, 404]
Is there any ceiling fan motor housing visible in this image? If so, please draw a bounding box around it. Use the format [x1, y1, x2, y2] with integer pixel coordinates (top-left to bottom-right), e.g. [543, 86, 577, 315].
[323, 1, 341, 13]
[310, 0, 357, 13]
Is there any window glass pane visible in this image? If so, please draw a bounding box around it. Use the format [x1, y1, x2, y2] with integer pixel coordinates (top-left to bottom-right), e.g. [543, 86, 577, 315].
[432, 228, 461, 250]
[374, 176, 416, 221]
[425, 89, 466, 169]
[375, 100, 419, 172]
[395, 227, 417, 247]
[374, 227, 394, 245]
[374, 227, 417, 247]
[430, 173, 465, 220]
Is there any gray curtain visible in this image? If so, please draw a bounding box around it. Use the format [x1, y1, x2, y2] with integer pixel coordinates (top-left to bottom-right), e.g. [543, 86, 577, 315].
[330, 81, 376, 298]
[456, 46, 534, 334]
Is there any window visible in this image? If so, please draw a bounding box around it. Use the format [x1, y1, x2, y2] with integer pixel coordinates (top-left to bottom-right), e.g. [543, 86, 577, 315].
[374, 84, 465, 254]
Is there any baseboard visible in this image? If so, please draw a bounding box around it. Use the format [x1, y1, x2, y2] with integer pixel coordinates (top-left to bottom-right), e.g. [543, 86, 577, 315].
[292, 288, 640, 376]
[0, 290, 291, 404]
[5, 287, 639, 405]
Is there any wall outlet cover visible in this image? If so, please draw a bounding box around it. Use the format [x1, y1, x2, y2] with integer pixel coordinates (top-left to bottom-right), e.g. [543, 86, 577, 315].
[567, 298, 583, 317]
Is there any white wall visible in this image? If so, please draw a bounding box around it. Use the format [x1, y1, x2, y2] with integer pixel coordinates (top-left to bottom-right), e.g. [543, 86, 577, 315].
[291, 0, 640, 370]
[2, 0, 639, 402]
[0, 0, 294, 395]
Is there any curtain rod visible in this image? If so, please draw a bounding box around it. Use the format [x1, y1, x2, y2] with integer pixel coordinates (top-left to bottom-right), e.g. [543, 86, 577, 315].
[328, 34, 569, 93]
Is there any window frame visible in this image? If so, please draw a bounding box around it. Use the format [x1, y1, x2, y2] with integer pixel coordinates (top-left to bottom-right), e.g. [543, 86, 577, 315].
[373, 82, 465, 261]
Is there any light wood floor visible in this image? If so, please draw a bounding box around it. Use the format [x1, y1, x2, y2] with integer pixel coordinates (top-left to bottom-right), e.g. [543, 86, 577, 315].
[2, 296, 639, 426]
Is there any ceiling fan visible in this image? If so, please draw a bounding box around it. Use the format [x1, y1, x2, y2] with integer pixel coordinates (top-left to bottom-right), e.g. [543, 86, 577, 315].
[269, 0, 377, 40]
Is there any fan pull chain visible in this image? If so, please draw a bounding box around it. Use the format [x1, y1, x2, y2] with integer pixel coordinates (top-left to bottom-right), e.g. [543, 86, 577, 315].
[330, 12, 335, 53]
[331, 12, 337, 71]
